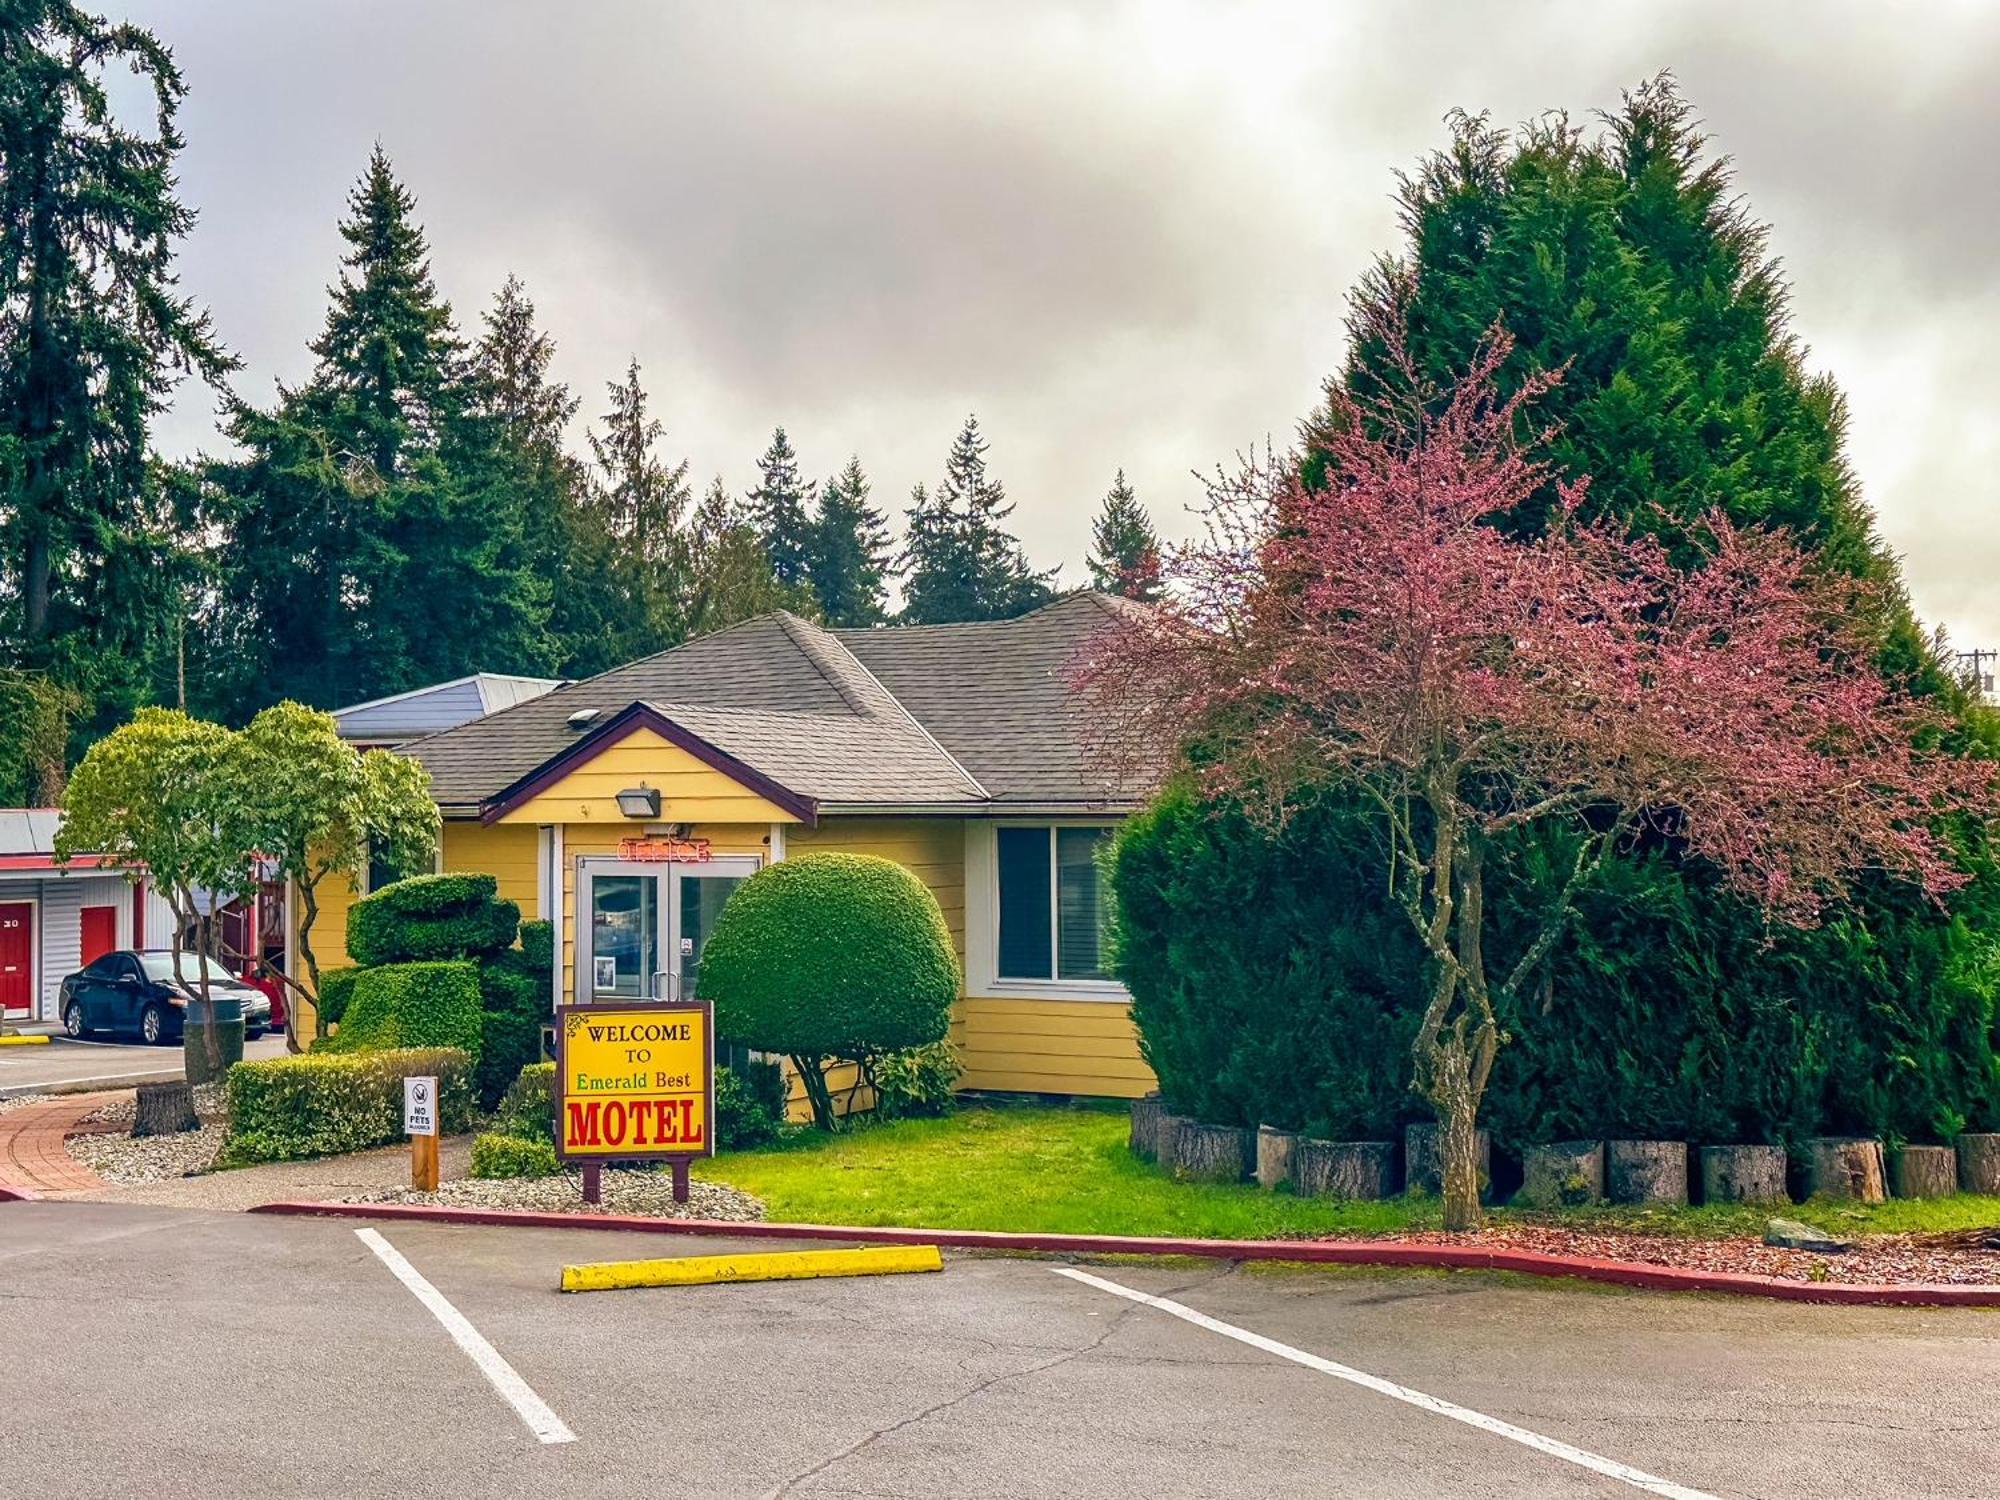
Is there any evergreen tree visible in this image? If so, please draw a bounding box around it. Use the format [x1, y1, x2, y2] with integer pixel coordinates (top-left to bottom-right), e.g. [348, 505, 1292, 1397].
[898, 415, 1056, 624]
[1085, 468, 1161, 601]
[206, 151, 550, 716]
[746, 426, 814, 590]
[0, 2, 235, 745]
[685, 477, 798, 637]
[586, 358, 692, 658]
[806, 456, 894, 626]
[464, 275, 638, 678]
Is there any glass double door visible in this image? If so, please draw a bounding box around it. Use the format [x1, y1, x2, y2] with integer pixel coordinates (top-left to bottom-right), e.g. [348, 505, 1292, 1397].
[576, 857, 759, 1004]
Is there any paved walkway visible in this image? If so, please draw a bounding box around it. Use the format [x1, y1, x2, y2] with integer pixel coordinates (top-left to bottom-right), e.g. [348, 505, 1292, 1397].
[0, 1090, 117, 1196]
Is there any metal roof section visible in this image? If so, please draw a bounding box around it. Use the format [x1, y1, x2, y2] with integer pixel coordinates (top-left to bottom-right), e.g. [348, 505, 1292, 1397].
[0, 808, 122, 871]
[331, 673, 563, 744]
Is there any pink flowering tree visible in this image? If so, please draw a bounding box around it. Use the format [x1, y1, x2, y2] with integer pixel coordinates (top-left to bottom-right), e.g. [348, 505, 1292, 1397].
[1075, 297, 1992, 1231]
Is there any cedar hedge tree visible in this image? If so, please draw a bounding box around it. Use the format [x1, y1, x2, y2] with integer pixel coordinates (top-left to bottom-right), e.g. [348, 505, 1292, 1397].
[221, 1048, 474, 1165]
[347, 872, 520, 967]
[697, 853, 958, 1130]
[319, 960, 484, 1060]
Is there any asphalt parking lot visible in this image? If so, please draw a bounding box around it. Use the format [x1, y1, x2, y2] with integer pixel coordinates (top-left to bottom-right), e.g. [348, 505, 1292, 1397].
[0, 1030, 290, 1096]
[3, 1201, 1996, 1498]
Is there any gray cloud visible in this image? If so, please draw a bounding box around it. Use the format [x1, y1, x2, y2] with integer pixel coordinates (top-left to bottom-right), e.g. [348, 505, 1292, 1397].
[127, 0, 2000, 648]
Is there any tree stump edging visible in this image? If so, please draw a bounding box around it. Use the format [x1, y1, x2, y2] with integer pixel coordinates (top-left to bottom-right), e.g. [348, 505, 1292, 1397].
[1889, 1145, 1957, 1200]
[1806, 1137, 1887, 1203]
[1403, 1123, 1490, 1196]
[1171, 1122, 1254, 1184]
[1255, 1125, 1297, 1190]
[1957, 1134, 2000, 1195]
[1516, 1139, 1606, 1209]
[1156, 1113, 1189, 1172]
[1129, 1095, 1165, 1162]
[1291, 1139, 1395, 1200]
[1607, 1140, 1689, 1206]
[1698, 1145, 1789, 1205]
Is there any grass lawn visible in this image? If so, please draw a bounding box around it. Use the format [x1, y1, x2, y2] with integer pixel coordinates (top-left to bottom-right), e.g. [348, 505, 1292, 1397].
[697, 1102, 2000, 1242]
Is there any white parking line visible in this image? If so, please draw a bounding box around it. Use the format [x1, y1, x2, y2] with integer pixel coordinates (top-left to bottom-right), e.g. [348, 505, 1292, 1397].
[1052, 1266, 1717, 1500]
[356, 1227, 577, 1446]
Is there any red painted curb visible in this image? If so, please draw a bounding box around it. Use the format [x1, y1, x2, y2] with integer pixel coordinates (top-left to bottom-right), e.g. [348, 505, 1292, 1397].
[248, 1200, 2000, 1308]
[0, 1184, 39, 1202]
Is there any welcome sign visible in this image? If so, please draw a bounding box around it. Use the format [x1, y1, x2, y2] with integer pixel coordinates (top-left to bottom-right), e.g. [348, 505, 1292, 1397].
[556, 1001, 714, 1199]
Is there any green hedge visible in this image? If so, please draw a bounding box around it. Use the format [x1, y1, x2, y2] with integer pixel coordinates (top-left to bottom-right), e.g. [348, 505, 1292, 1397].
[314, 966, 362, 1026]
[519, 919, 554, 973]
[469, 1132, 559, 1179]
[321, 960, 484, 1060]
[347, 872, 519, 967]
[222, 1048, 473, 1164]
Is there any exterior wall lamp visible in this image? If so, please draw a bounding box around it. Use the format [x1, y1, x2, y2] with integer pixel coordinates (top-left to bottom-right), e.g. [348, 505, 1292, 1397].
[615, 784, 662, 819]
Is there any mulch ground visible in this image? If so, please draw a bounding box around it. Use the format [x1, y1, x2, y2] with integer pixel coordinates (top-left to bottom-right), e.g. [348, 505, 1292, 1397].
[1366, 1224, 2000, 1287]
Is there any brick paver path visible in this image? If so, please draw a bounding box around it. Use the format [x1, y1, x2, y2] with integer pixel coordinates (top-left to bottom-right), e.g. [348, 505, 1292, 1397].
[0, 1091, 119, 1196]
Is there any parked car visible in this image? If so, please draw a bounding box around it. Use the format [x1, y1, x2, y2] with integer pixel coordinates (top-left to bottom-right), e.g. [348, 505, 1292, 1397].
[60, 949, 273, 1045]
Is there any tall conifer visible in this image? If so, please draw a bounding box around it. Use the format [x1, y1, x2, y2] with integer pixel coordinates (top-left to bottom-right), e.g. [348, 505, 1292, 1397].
[747, 426, 814, 590]
[1085, 469, 1161, 601]
[898, 415, 1055, 624]
[806, 457, 894, 627]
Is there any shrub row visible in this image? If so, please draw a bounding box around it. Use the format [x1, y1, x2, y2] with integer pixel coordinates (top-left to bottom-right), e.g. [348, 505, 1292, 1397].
[222, 1048, 474, 1165]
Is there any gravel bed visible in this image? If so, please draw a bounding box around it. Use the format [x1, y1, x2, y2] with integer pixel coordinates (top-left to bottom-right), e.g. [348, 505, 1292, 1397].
[345, 1169, 764, 1221]
[69, 1121, 227, 1184]
[1363, 1225, 2000, 1287]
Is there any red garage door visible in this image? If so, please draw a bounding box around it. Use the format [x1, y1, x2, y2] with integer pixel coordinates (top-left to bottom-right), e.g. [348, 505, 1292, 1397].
[0, 902, 31, 1015]
[81, 904, 117, 968]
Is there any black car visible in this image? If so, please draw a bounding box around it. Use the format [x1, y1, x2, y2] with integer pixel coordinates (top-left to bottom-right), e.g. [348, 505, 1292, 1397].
[60, 949, 272, 1045]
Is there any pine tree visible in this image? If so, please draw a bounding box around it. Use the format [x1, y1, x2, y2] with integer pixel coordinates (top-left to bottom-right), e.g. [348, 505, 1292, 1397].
[746, 426, 814, 590]
[685, 478, 798, 637]
[1085, 468, 1161, 601]
[207, 151, 550, 714]
[898, 415, 1056, 624]
[0, 2, 235, 742]
[806, 457, 894, 626]
[587, 359, 693, 656]
[310, 145, 462, 480]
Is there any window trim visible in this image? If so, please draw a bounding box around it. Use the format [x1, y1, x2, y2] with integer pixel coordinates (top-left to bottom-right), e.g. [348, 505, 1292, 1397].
[965, 820, 1129, 1004]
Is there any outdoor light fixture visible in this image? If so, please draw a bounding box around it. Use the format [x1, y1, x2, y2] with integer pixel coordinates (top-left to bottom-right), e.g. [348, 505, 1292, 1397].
[615, 784, 662, 819]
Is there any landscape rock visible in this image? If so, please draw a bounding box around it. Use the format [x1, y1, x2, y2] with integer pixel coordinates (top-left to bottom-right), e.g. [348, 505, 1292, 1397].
[1763, 1217, 1851, 1254]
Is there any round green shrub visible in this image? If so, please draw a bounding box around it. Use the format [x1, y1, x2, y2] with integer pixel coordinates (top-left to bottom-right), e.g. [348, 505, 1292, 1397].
[869, 1040, 961, 1120]
[716, 1063, 784, 1149]
[494, 1061, 556, 1144]
[701, 853, 958, 1059]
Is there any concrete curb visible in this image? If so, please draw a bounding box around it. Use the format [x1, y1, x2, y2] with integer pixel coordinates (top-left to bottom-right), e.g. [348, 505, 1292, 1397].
[0, 1184, 39, 1201]
[248, 1200, 2000, 1308]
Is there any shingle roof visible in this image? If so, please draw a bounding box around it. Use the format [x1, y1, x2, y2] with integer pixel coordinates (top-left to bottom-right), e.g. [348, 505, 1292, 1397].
[400, 593, 1143, 816]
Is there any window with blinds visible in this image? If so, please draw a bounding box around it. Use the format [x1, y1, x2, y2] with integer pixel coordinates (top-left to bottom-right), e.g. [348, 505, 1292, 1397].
[995, 825, 1112, 982]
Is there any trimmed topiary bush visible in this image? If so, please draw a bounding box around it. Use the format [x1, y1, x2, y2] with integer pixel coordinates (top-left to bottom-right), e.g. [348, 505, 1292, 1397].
[347, 872, 519, 967]
[222, 1048, 473, 1164]
[518, 918, 554, 973]
[469, 1132, 560, 1179]
[320, 960, 483, 1060]
[314, 965, 362, 1026]
[474, 948, 546, 1108]
[699, 853, 959, 1130]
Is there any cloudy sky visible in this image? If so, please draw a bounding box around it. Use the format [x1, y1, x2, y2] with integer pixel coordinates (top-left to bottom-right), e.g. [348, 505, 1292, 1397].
[124, 1, 2000, 647]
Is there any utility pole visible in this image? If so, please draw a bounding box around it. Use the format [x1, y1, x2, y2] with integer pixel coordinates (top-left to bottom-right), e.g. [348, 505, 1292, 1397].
[1954, 648, 1996, 698]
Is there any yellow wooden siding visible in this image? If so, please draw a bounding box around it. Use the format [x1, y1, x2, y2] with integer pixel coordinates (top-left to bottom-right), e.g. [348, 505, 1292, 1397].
[495, 726, 802, 826]
[558, 822, 772, 1003]
[789, 818, 1154, 1101]
[441, 821, 541, 918]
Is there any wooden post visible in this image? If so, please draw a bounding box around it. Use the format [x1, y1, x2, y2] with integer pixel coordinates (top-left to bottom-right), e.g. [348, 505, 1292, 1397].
[583, 1162, 603, 1206]
[672, 1159, 691, 1204]
[411, 1131, 439, 1192]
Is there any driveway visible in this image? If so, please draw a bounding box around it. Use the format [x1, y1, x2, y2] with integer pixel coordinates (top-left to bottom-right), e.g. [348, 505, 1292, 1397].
[1, 1199, 1993, 1498]
[0, 1030, 290, 1096]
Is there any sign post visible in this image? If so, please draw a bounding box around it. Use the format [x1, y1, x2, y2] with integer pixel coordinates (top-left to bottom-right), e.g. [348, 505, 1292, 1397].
[404, 1075, 439, 1191]
[556, 1001, 713, 1205]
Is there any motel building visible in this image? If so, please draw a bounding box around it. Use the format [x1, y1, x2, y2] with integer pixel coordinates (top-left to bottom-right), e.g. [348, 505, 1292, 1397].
[310, 593, 1157, 1101]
